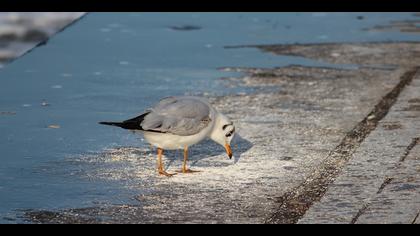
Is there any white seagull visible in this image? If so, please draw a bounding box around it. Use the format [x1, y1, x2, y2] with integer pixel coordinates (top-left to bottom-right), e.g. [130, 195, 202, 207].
[99, 96, 236, 177]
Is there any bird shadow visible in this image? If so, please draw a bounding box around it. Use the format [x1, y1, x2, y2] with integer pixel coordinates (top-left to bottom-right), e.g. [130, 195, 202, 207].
[162, 134, 253, 168]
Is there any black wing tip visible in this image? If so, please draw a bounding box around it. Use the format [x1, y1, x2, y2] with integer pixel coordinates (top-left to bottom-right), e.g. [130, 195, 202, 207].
[99, 121, 121, 126]
[99, 120, 144, 130]
[99, 112, 151, 130]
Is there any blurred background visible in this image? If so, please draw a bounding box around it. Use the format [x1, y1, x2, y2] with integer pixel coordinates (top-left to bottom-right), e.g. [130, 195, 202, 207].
[0, 12, 85, 68]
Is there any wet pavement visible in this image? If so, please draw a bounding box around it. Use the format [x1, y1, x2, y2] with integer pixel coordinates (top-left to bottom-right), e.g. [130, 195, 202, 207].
[1, 13, 420, 224]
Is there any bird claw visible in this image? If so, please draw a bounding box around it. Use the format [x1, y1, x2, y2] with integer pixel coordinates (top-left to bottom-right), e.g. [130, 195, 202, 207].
[158, 170, 177, 177]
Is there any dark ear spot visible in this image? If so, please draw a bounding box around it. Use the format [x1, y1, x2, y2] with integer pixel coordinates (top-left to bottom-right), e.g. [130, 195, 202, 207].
[225, 126, 235, 137]
[222, 122, 233, 130]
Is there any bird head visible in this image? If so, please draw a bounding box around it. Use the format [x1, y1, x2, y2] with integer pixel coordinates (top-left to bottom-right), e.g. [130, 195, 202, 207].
[209, 113, 235, 159]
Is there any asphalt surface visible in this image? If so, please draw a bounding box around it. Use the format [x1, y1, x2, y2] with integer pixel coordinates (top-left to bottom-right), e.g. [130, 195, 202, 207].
[24, 41, 420, 224]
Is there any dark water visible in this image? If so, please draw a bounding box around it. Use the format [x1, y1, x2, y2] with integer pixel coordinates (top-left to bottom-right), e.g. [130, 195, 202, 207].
[0, 13, 419, 223]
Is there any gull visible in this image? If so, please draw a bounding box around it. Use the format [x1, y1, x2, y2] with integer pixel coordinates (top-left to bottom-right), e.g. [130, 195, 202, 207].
[99, 96, 236, 177]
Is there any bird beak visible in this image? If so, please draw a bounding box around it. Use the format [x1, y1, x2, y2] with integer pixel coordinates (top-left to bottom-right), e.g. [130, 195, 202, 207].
[225, 143, 233, 159]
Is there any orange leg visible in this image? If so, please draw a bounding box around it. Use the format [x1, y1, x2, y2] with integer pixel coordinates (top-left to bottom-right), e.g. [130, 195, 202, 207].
[157, 148, 176, 177]
[176, 146, 200, 174]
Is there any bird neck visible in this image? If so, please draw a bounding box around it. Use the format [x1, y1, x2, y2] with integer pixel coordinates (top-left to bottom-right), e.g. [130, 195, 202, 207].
[208, 113, 224, 146]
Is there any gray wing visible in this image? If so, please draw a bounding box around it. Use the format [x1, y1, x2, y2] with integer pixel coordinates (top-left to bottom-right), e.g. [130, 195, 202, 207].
[140, 96, 212, 136]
